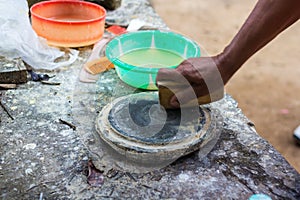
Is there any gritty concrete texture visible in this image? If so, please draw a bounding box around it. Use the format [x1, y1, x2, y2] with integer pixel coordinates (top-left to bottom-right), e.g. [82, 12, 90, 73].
[27, 0, 122, 10]
[87, 0, 122, 10]
[0, 57, 27, 84]
[0, 0, 299, 199]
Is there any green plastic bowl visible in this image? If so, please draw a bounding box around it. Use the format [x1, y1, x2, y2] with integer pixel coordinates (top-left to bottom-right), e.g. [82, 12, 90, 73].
[106, 30, 201, 90]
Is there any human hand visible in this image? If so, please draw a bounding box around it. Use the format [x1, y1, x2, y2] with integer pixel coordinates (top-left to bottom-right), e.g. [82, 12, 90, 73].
[156, 57, 225, 108]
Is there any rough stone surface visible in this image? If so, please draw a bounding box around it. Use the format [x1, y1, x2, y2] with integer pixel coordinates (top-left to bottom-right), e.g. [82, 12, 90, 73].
[27, 0, 42, 8]
[27, 0, 122, 10]
[0, 57, 28, 84]
[0, 0, 299, 199]
[87, 0, 122, 10]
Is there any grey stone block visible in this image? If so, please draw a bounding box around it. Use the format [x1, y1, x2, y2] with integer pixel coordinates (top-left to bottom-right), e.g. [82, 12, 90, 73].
[27, 0, 122, 10]
[0, 57, 28, 84]
[87, 0, 122, 10]
[27, 0, 42, 8]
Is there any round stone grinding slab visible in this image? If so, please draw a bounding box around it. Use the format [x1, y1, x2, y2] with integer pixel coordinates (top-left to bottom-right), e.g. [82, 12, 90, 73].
[96, 92, 220, 169]
[108, 94, 207, 145]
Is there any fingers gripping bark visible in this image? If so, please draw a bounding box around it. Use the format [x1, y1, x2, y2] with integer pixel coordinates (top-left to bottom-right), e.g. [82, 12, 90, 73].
[157, 57, 224, 108]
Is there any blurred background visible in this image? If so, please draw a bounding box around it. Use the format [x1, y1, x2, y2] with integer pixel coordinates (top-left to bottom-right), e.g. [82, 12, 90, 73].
[151, 0, 300, 172]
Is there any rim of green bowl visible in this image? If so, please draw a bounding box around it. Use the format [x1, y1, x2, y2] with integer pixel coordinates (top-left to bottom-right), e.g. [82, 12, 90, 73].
[105, 30, 201, 73]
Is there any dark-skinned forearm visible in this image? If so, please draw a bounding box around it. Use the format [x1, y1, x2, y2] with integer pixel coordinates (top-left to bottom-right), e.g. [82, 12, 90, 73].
[216, 0, 300, 84]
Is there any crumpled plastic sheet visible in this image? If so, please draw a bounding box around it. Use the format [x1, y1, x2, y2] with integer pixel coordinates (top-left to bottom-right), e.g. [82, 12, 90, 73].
[0, 0, 78, 70]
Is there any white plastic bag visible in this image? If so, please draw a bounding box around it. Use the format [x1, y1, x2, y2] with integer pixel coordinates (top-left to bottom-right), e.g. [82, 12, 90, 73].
[0, 0, 78, 70]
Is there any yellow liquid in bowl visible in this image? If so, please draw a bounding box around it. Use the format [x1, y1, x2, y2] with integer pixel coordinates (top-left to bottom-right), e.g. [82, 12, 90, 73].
[118, 48, 184, 68]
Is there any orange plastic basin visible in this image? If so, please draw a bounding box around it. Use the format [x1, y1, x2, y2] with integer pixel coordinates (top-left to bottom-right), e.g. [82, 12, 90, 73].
[30, 0, 106, 47]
